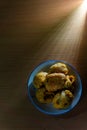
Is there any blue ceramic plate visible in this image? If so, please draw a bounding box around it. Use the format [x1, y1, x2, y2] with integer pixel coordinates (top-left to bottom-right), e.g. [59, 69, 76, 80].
[27, 60, 82, 115]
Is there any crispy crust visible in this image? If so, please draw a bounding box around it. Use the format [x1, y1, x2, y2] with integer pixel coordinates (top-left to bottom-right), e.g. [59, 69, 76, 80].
[33, 71, 48, 89]
[53, 90, 74, 109]
[45, 73, 66, 91]
[49, 62, 68, 74]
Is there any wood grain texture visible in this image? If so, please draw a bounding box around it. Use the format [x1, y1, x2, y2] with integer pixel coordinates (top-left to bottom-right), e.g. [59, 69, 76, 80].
[1, 1, 87, 130]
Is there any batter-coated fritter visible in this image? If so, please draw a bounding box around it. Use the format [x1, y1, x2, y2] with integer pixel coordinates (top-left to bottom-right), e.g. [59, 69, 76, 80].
[36, 88, 54, 103]
[33, 62, 76, 109]
[33, 71, 48, 89]
[49, 62, 68, 74]
[53, 90, 74, 109]
[45, 73, 66, 92]
[36, 88, 45, 103]
[64, 75, 75, 88]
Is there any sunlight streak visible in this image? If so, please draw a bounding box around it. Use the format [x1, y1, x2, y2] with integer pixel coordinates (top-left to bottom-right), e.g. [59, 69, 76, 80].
[82, 0, 87, 12]
[35, 3, 87, 63]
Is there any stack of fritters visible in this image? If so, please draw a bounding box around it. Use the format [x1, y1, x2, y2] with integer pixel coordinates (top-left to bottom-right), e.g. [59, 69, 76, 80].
[33, 62, 75, 109]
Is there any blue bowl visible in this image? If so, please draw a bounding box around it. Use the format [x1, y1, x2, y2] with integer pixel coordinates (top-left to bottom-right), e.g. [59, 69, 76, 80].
[27, 60, 82, 115]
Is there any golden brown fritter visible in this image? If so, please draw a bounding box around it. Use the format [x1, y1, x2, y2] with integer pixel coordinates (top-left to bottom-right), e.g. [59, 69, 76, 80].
[45, 73, 66, 92]
[64, 75, 75, 88]
[49, 62, 68, 74]
[36, 88, 46, 103]
[36, 88, 54, 103]
[33, 62, 76, 109]
[53, 90, 74, 109]
[33, 71, 48, 89]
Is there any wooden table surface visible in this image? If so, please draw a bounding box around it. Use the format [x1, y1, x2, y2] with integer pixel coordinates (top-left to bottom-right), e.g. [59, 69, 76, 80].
[0, 0, 87, 130]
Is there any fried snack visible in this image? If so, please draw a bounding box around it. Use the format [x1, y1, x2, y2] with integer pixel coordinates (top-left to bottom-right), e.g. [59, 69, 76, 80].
[53, 90, 74, 109]
[45, 73, 66, 92]
[33, 62, 76, 109]
[33, 71, 48, 89]
[49, 62, 68, 74]
[64, 75, 75, 88]
[44, 91, 55, 103]
[36, 88, 54, 103]
[36, 88, 46, 103]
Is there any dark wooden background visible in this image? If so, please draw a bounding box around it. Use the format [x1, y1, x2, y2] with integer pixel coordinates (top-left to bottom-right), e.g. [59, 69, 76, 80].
[0, 0, 87, 130]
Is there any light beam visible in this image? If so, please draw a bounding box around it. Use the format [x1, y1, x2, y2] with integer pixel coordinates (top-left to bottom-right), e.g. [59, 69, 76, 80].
[82, 0, 87, 12]
[34, 2, 87, 64]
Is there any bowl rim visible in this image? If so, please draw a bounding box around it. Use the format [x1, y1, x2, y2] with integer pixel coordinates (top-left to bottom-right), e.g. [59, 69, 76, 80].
[27, 60, 82, 115]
